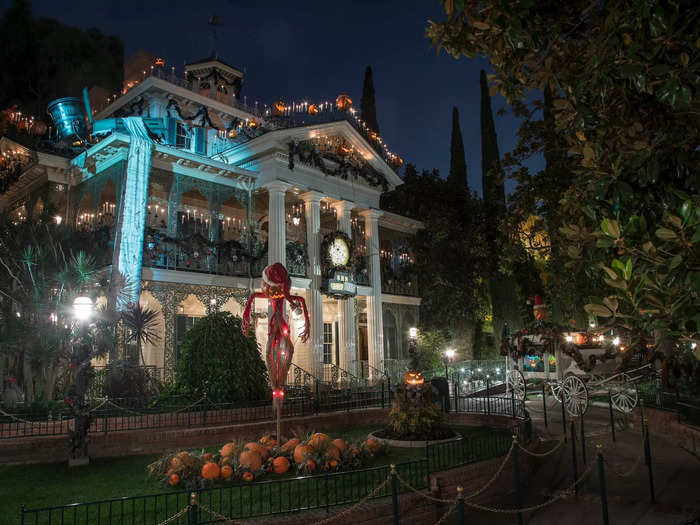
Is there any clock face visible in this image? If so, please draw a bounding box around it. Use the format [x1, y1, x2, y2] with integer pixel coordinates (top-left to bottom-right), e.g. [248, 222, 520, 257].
[329, 237, 350, 266]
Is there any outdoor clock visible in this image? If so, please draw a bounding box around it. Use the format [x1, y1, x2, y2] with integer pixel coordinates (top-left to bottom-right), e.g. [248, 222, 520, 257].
[328, 236, 350, 266]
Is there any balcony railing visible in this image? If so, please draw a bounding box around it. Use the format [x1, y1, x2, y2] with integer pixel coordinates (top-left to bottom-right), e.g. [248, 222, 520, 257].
[381, 276, 418, 296]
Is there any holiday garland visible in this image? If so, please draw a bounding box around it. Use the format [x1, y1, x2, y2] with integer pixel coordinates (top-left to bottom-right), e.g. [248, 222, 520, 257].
[287, 140, 389, 191]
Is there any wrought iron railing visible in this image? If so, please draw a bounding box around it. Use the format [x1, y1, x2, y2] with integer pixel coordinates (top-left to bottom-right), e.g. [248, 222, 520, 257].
[354, 255, 370, 286]
[286, 363, 317, 390]
[353, 360, 389, 386]
[381, 276, 418, 296]
[321, 363, 366, 388]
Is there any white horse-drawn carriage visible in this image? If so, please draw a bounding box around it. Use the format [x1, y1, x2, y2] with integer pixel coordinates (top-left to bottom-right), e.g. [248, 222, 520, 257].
[503, 328, 654, 416]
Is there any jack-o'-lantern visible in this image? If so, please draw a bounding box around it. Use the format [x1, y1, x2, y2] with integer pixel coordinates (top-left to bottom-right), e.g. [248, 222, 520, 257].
[272, 99, 285, 116]
[530, 294, 547, 321]
[262, 278, 286, 300]
[308, 104, 319, 115]
[403, 370, 424, 386]
[574, 333, 587, 345]
[248, 117, 259, 129]
[369, 131, 378, 142]
[336, 92, 352, 111]
[154, 57, 165, 67]
[227, 128, 238, 139]
[391, 155, 403, 168]
[338, 144, 351, 156]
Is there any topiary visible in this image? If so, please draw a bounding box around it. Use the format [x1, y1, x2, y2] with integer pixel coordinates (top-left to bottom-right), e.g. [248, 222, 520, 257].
[175, 312, 269, 403]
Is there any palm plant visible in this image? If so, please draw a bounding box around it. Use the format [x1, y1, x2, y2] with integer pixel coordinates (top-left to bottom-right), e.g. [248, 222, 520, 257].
[120, 302, 161, 366]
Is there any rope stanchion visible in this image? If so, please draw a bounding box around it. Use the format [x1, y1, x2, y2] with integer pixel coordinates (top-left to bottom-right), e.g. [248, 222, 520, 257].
[0, 408, 45, 426]
[518, 436, 566, 458]
[311, 476, 391, 525]
[432, 499, 458, 525]
[155, 505, 189, 525]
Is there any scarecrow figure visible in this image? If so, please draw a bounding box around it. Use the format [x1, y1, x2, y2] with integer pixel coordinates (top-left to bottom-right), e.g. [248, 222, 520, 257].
[242, 262, 310, 439]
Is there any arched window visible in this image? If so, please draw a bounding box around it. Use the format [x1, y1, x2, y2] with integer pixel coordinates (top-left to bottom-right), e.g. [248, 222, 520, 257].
[383, 310, 398, 360]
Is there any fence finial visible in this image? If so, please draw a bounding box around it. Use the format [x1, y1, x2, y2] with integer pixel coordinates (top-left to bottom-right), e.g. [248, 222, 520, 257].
[390, 464, 397, 474]
[457, 486, 464, 499]
[190, 492, 197, 505]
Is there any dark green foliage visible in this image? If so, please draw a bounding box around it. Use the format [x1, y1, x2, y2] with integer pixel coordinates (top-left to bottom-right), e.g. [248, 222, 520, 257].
[359, 66, 380, 134]
[175, 312, 268, 403]
[448, 107, 468, 192]
[0, 0, 123, 117]
[479, 70, 505, 214]
[388, 382, 446, 440]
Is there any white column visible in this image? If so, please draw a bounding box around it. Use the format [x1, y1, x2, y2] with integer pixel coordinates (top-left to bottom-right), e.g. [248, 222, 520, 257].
[302, 191, 324, 379]
[361, 209, 384, 378]
[333, 200, 355, 374]
[265, 181, 291, 266]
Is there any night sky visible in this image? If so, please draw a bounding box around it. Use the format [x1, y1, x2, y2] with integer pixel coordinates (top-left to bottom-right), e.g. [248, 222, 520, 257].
[5, 0, 543, 195]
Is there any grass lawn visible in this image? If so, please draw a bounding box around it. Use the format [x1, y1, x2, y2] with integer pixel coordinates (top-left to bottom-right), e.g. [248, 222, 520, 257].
[0, 424, 499, 524]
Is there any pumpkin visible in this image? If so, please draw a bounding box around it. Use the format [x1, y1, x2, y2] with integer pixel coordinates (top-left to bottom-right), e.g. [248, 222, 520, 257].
[574, 333, 587, 345]
[221, 465, 234, 479]
[170, 456, 183, 469]
[259, 434, 276, 446]
[154, 57, 165, 67]
[165, 468, 174, 477]
[305, 459, 316, 472]
[308, 104, 319, 115]
[272, 99, 285, 115]
[220, 443, 236, 457]
[310, 433, 330, 448]
[534, 306, 547, 321]
[202, 453, 213, 461]
[244, 442, 268, 459]
[366, 438, 380, 453]
[329, 459, 339, 469]
[239, 450, 262, 471]
[248, 117, 259, 129]
[220, 456, 232, 466]
[201, 462, 220, 480]
[242, 471, 254, 482]
[272, 456, 290, 474]
[391, 155, 403, 168]
[331, 439, 346, 454]
[403, 371, 424, 386]
[281, 438, 300, 452]
[176, 451, 194, 466]
[326, 445, 340, 461]
[168, 473, 180, 486]
[349, 446, 360, 457]
[336, 92, 352, 111]
[293, 444, 313, 464]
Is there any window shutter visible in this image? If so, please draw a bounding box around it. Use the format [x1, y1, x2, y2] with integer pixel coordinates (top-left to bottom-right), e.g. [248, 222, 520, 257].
[194, 126, 206, 155]
[165, 117, 177, 145]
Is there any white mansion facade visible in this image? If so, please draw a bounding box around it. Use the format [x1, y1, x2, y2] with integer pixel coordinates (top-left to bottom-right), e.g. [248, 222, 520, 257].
[0, 56, 421, 384]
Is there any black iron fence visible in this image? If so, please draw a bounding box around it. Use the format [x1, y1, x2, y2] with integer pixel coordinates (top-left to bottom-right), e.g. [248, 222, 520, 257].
[18, 401, 531, 524]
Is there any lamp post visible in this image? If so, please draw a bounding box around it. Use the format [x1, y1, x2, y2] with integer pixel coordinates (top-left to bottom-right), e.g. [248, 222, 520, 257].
[70, 293, 94, 467]
[443, 348, 455, 379]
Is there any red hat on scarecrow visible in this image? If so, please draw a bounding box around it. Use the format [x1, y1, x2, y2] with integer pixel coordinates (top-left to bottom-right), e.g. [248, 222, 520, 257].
[530, 294, 548, 321]
[262, 262, 291, 293]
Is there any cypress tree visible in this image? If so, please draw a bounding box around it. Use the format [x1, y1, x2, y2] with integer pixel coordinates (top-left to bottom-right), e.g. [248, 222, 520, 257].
[480, 69, 505, 213]
[448, 107, 468, 192]
[360, 66, 380, 134]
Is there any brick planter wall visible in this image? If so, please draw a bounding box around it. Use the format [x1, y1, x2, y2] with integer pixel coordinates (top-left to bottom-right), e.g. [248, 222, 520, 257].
[632, 405, 700, 454]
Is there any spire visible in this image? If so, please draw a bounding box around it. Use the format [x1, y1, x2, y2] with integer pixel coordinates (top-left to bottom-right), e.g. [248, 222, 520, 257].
[360, 66, 380, 135]
[448, 106, 468, 191]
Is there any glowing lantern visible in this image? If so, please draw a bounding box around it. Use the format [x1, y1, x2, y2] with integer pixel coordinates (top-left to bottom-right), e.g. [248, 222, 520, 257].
[391, 155, 403, 168]
[336, 93, 352, 111]
[369, 131, 378, 142]
[154, 58, 165, 67]
[308, 104, 319, 115]
[248, 118, 259, 129]
[227, 128, 238, 139]
[403, 371, 425, 386]
[272, 99, 285, 116]
[339, 145, 351, 156]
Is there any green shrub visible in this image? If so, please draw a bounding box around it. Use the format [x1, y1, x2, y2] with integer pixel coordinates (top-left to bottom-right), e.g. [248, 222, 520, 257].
[175, 312, 269, 403]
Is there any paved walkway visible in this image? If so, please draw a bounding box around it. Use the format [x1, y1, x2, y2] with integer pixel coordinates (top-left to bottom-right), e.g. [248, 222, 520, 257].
[463, 397, 700, 524]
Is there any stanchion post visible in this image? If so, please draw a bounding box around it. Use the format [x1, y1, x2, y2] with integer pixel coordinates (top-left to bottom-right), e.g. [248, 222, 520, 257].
[511, 387, 516, 419]
[391, 464, 400, 525]
[486, 377, 491, 416]
[202, 393, 208, 427]
[542, 382, 548, 428]
[457, 486, 465, 525]
[570, 419, 579, 496]
[643, 417, 656, 504]
[513, 435, 524, 525]
[561, 398, 567, 442]
[188, 492, 198, 525]
[597, 446, 609, 525]
[580, 413, 587, 465]
[454, 379, 459, 414]
[608, 391, 616, 443]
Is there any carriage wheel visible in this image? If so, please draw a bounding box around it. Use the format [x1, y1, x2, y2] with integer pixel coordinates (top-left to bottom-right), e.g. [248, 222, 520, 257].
[562, 375, 589, 416]
[610, 373, 638, 413]
[507, 370, 526, 402]
[550, 381, 563, 402]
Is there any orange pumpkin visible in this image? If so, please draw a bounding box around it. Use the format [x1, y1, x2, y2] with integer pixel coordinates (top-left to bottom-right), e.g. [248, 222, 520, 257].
[574, 333, 588, 345]
[391, 155, 404, 168]
[242, 471, 254, 482]
[308, 104, 319, 115]
[336, 92, 352, 111]
[329, 459, 339, 469]
[534, 306, 548, 321]
[272, 99, 285, 115]
[403, 371, 424, 385]
[239, 450, 263, 471]
[220, 456, 232, 466]
[310, 433, 330, 448]
[305, 459, 316, 472]
[168, 473, 180, 486]
[259, 434, 276, 446]
[281, 438, 300, 452]
[221, 465, 234, 479]
[170, 456, 183, 469]
[201, 462, 220, 480]
[220, 443, 236, 457]
[272, 456, 290, 474]
[293, 444, 313, 464]
[349, 446, 360, 457]
[176, 451, 194, 466]
[366, 438, 380, 453]
[248, 117, 259, 129]
[331, 439, 346, 454]
[326, 445, 340, 461]
[202, 453, 213, 461]
[245, 442, 268, 459]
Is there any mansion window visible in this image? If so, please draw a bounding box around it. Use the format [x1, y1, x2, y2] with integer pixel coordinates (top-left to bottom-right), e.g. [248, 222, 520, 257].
[323, 322, 333, 364]
[176, 122, 191, 150]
